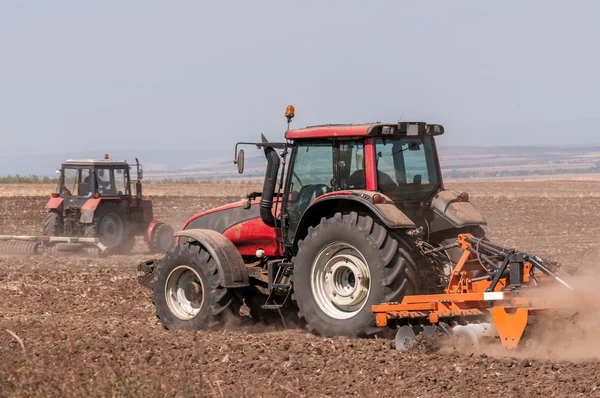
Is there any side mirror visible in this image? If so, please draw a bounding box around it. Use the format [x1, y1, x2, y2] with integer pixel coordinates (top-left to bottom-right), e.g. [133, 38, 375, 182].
[235, 149, 245, 174]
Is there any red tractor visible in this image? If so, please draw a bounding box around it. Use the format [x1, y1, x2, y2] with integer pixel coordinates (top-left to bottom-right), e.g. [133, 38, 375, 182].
[45, 156, 174, 254]
[139, 107, 487, 337]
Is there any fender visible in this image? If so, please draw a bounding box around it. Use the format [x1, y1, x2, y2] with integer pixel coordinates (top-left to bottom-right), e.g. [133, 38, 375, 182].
[175, 229, 250, 288]
[79, 198, 102, 223]
[430, 190, 486, 230]
[45, 197, 64, 213]
[293, 191, 415, 246]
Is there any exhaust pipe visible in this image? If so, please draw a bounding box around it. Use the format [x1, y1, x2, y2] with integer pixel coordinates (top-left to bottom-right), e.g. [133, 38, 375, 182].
[260, 147, 280, 228]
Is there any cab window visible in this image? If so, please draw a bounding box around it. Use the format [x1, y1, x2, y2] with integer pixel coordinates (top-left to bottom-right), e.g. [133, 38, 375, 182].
[338, 141, 365, 189]
[97, 168, 129, 196]
[286, 142, 333, 242]
[375, 136, 440, 201]
[61, 167, 92, 197]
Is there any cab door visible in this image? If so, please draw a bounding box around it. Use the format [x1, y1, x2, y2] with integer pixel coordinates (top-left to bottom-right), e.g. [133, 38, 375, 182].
[283, 141, 334, 244]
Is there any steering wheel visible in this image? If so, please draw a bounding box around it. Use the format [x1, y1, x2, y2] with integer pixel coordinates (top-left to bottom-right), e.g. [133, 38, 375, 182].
[296, 184, 329, 212]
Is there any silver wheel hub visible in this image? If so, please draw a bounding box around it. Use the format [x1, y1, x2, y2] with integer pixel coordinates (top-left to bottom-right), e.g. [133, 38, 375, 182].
[165, 265, 204, 320]
[311, 243, 371, 319]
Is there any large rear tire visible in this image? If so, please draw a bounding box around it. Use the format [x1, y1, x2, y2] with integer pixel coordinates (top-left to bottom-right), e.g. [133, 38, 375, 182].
[152, 242, 237, 330]
[291, 212, 418, 337]
[83, 203, 134, 253]
[44, 210, 63, 236]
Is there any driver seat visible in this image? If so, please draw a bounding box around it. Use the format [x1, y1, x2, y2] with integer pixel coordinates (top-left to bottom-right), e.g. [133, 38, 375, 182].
[78, 182, 91, 197]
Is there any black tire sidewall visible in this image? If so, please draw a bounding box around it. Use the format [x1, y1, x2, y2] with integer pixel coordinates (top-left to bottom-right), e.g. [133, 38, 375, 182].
[92, 204, 128, 251]
[150, 223, 175, 253]
[292, 218, 390, 336]
[152, 244, 224, 330]
[44, 210, 63, 236]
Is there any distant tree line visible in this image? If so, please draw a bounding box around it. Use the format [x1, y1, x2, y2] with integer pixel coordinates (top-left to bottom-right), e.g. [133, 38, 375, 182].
[0, 174, 257, 185]
[143, 177, 256, 184]
[0, 175, 59, 184]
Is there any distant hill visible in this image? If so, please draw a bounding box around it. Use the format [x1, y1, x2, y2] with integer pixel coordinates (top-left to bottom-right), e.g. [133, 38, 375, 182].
[2, 145, 600, 181]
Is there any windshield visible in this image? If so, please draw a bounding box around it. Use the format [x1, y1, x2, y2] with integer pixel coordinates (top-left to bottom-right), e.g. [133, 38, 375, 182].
[375, 136, 440, 201]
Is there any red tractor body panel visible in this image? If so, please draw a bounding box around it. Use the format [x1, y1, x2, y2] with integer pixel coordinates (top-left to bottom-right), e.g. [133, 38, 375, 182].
[45, 197, 64, 212]
[364, 137, 377, 190]
[223, 218, 280, 257]
[136, 199, 154, 223]
[286, 124, 372, 140]
[182, 199, 281, 257]
[81, 198, 102, 211]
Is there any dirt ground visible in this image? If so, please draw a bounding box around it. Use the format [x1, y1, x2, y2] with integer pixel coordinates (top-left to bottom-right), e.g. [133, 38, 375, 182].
[1, 181, 600, 397]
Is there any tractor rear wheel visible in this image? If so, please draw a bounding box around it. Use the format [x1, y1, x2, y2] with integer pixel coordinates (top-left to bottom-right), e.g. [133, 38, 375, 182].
[152, 242, 238, 330]
[44, 210, 63, 236]
[84, 203, 134, 253]
[291, 212, 418, 337]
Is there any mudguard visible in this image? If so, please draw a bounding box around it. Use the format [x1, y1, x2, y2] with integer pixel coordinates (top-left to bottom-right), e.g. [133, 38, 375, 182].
[430, 190, 486, 230]
[175, 229, 250, 288]
[45, 197, 64, 213]
[79, 198, 102, 223]
[294, 191, 415, 245]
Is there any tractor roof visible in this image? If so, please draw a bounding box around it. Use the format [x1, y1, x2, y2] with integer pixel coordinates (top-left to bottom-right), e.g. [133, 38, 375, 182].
[62, 159, 129, 167]
[285, 122, 444, 140]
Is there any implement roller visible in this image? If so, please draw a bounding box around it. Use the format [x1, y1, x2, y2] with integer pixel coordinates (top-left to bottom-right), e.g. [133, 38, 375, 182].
[373, 234, 579, 350]
[0, 235, 107, 256]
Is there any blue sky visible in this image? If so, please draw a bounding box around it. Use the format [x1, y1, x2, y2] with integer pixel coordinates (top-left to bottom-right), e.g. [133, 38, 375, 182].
[1, 1, 599, 156]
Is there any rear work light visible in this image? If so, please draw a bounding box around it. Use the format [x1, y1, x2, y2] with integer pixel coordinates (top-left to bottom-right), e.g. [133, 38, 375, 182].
[456, 192, 469, 202]
[92, 194, 100, 199]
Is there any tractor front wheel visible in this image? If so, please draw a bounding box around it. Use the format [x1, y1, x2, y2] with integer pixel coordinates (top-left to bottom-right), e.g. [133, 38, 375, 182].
[291, 212, 418, 337]
[152, 242, 238, 330]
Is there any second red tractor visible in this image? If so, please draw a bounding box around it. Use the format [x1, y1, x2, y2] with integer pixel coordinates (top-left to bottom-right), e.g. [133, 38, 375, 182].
[45, 156, 174, 254]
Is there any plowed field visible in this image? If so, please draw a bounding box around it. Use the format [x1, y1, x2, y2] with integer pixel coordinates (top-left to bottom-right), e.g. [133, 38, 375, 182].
[1, 181, 600, 397]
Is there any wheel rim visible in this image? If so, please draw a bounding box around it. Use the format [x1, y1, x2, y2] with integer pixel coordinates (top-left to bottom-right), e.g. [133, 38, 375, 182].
[99, 213, 123, 247]
[311, 242, 371, 320]
[165, 265, 204, 320]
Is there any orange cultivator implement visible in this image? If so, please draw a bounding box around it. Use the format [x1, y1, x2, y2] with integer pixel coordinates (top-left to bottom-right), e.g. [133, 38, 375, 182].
[0, 235, 107, 256]
[373, 234, 578, 350]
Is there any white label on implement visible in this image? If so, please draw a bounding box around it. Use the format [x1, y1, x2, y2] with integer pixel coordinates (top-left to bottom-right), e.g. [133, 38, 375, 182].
[483, 292, 504, 301]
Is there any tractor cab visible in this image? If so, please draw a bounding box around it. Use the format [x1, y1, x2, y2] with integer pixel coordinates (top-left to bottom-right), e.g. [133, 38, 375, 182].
[282, 124, 443, 233]
[45, 155, 172, 254]
[57, 157, 131, 199]
[273, 122, 446, 245]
